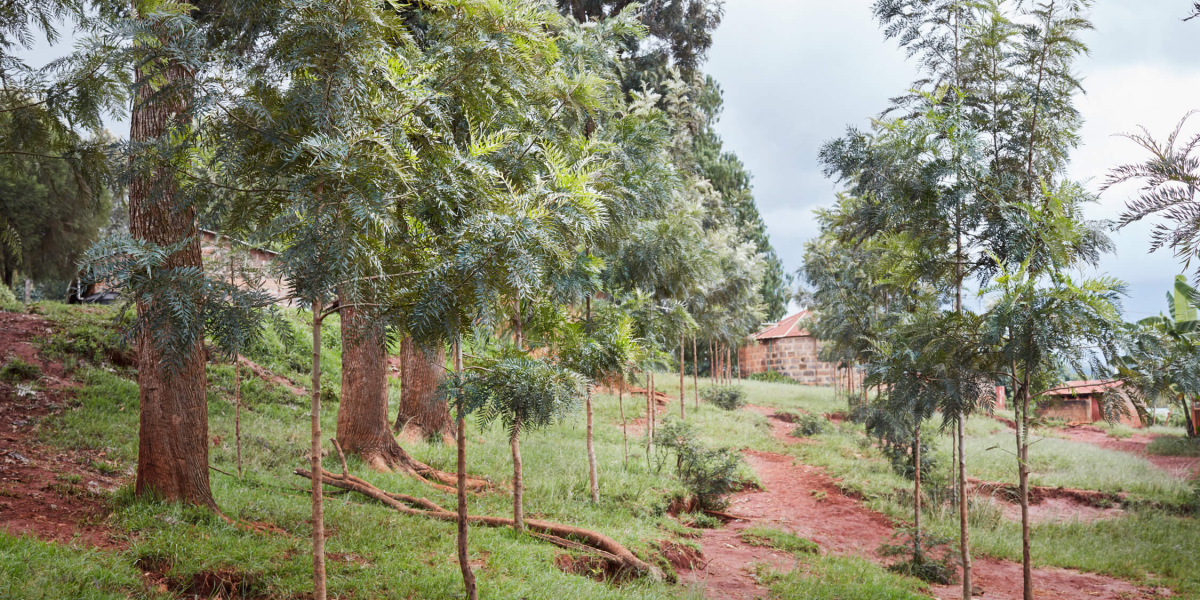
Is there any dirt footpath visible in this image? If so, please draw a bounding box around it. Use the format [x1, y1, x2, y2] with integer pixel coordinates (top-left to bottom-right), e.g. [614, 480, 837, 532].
[677, 405, 1162, 600]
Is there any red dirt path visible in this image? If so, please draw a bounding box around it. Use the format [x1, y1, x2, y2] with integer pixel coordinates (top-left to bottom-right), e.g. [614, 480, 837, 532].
[1056, 424, 1200, 479]
[677, 404, 1162, 599]
[0, 311, 125, 549]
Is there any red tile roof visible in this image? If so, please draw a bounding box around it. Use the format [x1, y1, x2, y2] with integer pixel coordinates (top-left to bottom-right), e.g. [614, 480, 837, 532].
[1042, 380, 1122, 397]
[753, 311, 811, 341]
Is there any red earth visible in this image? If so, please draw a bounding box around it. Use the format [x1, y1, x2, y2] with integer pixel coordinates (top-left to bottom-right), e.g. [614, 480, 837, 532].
[675, 405, 1165, 599]
[0, 311, 126, 549]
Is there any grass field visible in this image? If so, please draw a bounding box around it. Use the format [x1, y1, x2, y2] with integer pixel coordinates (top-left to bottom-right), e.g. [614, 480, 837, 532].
[2, 303, 1199, 599]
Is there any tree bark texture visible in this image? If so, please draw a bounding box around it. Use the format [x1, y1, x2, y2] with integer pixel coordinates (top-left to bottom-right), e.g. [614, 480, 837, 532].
[586, 387, 599, 503]
[395, 337, 454, 440]
[453, 341, 478, 600]
[338, 304, 410, 471]
[310, 304, 327, 600]
[128, 41, 214, 509]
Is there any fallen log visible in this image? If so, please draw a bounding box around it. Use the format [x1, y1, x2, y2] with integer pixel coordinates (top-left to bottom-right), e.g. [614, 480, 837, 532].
[294, 467, 659, 578]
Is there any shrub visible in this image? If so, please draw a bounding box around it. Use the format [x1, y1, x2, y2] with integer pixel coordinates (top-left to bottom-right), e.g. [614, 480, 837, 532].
[790, 414, 828, 438]
[1147, 436, 1200, 457]
[747, 370, 795, 385]
[879, 529, 959, 585]
[0, 286, 21, 312]
[0, 357, 40, 383]
[700, 385, 745, 411]
[656, 419, 745, 510]
[680, 512, 721, 529]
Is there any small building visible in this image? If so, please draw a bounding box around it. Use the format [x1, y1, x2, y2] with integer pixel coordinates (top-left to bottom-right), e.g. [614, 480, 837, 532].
[738, 311, 851, 386]
[1037, 380, 1143, 428]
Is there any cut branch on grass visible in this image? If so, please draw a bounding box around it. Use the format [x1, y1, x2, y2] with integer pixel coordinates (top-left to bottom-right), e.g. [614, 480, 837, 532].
[292, 467, 659, 578]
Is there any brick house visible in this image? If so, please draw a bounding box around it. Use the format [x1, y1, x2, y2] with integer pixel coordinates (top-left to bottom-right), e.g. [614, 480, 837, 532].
[1037, 380, 1144, 428]
[738, 311, 848, 386]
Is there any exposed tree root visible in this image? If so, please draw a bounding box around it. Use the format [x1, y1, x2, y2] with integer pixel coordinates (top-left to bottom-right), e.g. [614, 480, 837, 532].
[357, 443, 492, 494]
[294, 467, 658, 578]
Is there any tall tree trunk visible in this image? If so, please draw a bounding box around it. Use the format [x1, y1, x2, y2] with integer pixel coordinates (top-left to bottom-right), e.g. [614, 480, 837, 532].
[645, 372, 652, 470]
[453, 341, 477, 600]
[1019, 383, 1033, 600]
[692, 337, 699, 410]
[958, 411, 972, 597]
[235, 355, 243, 477]
[586, 386, 599, 503]
[679, 336, 686, 420]
[619, 380, 628, 468]
[128, 33, 214, 508]
[310, 303, 327, 600]
[338, 304, 411, 471]
[394, 337, 453, 440]
[512, 297, 524, 532]
[913, 422, 923, 562]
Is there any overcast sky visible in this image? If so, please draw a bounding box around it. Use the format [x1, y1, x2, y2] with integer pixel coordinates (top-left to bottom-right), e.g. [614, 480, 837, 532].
[705, 0, 1200, 319]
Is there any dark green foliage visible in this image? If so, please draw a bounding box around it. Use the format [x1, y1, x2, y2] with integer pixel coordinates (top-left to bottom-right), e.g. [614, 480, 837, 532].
[700, 384, 744, 410]
[655, 419, 743, 510]
[0, 357, 40, 383]
[790, 414, 828, 438]
[0, 286, 21, 312]
[467, 348, 587, 438]
[880, 529, 959, 585]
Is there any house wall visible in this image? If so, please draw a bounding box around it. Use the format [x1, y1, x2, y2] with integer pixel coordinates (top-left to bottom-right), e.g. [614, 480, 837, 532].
[739, 336, 850, 386]
[200, 231, 290, 303]
[1036, 393, 1145, 428]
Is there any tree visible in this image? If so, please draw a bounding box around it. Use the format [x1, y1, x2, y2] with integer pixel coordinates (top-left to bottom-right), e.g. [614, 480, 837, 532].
[1105, 113, 1200, 272]
[395, 338, 452, 440]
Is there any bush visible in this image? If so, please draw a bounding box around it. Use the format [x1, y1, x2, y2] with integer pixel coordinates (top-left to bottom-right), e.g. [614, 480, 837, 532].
[790, 414, 828, 438]
[656, 419, 745, 510]
[700, 385, 745, 411]
[0, 357, 40, 383]
[747, 370, 795, 385]
[879, 529, 959, 585]
[1147, 436, 1200, 457]
[0, 286, 21, 312]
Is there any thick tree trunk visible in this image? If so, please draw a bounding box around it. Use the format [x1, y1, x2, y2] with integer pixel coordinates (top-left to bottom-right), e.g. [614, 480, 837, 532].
[338, 304, 410, 471]
[586, 387, 599, 503]
[395, 337, 453, 440]
[128, 40, 214, 509]
[453, 341, 478, 600]
[310, 304, 327, 600]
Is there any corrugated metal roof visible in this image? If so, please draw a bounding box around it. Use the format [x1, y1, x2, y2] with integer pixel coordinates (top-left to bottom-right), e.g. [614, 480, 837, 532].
[1042, 380, 1122, 397]
[753, 311, 811, 341]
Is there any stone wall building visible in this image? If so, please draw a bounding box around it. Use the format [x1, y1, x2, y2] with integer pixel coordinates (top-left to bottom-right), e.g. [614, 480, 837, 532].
[739, 311, 852, 386]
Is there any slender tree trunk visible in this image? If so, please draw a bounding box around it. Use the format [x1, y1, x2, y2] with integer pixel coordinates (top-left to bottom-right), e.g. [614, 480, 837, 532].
[235, 355, 242, 477]
[1019, 383, 1033, 600]
[679, 335, 686, 420]
[511, 424, 523, 532]
[913, 422, 923, 562]
[619, 380, 628, 468]
[512, 295, 525, 531]
[310, 303, 327, 600]
[645, 372, 652, 469]
[128, 35, 214, 508]
[454, 341, 477, 600]
[394, 338, 453, 440]
[692, 337, 699, 410]
[958, 411, 971, 597]
[586, 386, 599, 502]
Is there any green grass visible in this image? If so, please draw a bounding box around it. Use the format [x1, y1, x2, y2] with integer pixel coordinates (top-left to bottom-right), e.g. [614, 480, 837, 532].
[13, 303, 1200, 599]
[0, 532, 154, 600]
[1147, 436, 1200, 457]
[0, 356, 40, 383]
[760, 554, 930, 600]
[740, 527, 819, 555]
